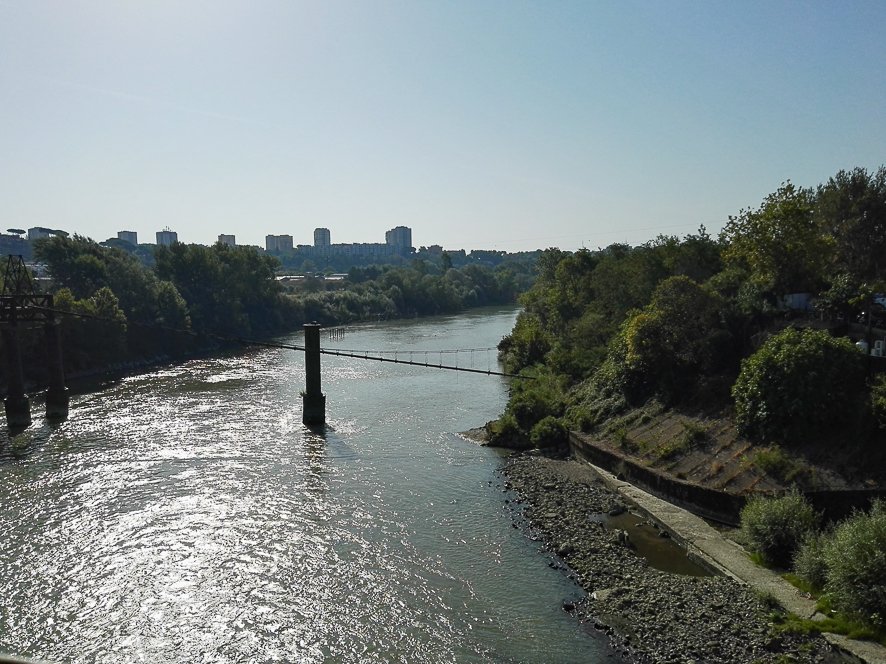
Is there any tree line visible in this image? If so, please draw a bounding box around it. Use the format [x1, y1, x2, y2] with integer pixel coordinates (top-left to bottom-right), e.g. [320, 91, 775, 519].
[0, 236, 533, 383]
[492, 166, 886, 450]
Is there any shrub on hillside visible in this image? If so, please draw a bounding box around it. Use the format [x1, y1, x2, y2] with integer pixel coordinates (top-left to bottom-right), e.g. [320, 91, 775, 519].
[485, 413, 530, 449]
[530, 416, 569, 448]
[497, 313, 552, 374]
[596, 276, 732, 404]
[740, 490, 818, 568]
[793, 531, 828, 592]
[871, 375, 886, 429]
[505, 370, 567, 434]
[564, 373, 629, 432]
[823, 500, 886, 629]
[732, 328, 866, 444]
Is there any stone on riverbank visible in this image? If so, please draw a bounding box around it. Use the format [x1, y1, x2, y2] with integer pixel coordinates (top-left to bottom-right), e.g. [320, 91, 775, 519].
[502, 455, 857, 664]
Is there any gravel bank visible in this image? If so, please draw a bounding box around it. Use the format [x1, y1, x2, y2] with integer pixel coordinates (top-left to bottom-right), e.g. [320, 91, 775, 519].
[502, 454, 859, 664]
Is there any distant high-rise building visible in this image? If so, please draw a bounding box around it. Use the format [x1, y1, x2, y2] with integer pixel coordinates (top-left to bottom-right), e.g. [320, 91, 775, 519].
[218, 234, 236, 246]
[117, 230, 138, 245]
[0, 232, 30, 259]
[265, 234, 293, 253]
[385, 226, 413, 255]
[27, 227, 53, 241]
[314, 228, 331, 247]
[156, 229, 178, 246]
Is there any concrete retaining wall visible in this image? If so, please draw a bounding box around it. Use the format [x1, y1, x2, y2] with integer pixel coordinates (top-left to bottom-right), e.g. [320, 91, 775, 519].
[569, 431, 886, 526]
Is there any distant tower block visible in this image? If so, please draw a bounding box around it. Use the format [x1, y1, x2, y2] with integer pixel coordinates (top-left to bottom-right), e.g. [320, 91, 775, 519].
[117, 230, 138, 245]
[385, 226, 413, 256]
[218, 234, 236, 246]
[156, 228, 178, 246]
[314, 228, 331, 247]
[266, 234, 293, 252]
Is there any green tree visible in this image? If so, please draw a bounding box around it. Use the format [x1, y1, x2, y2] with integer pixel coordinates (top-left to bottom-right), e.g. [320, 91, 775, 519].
[816, 166, 886, 283]
[54, 287, 128, 369]
[721, 182, 830, 297]
[614, 276, 729, 402]
[154, 243, 282, 336]
[732, 328, 866, 444]
[35, 234, 182, 326]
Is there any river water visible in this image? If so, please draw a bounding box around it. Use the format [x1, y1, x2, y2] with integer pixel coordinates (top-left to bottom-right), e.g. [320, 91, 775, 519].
[0, 307, 619, 663]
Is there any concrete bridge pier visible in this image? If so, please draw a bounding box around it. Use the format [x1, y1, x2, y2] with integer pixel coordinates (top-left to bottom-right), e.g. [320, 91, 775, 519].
[302, 323, 325, 426]
[2, 326, 31, 428]
[43, 318, 68, 420]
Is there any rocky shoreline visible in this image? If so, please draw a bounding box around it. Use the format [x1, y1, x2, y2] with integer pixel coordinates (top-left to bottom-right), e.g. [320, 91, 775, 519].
[501, 453, 859, 664]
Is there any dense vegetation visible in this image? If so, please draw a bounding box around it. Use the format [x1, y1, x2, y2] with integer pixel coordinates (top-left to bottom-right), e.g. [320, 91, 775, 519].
[271, 244, 540, 275]
[742, 493, 886, 637]
[1, 236, 532, 382]
[491, 166, 886, 451]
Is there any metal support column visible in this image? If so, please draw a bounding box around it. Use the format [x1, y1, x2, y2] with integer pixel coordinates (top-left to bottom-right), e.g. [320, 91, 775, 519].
[44, 309, 69, 420]
[302, 323, 325, 426]
[2, 311, 31, 428]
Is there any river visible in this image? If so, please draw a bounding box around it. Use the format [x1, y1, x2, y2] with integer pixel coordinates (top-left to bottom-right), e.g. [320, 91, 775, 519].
[0, 307, 619, 663]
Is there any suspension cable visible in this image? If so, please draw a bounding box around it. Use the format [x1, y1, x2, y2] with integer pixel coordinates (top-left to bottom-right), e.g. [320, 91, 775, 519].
[26, 305, 527, 379]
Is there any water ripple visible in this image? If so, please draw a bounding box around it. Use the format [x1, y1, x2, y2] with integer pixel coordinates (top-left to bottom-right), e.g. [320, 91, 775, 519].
[0, 309, 615, 663]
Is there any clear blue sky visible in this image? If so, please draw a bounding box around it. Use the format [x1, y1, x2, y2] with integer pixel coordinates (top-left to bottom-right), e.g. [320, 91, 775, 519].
[2, 1, 884, 252]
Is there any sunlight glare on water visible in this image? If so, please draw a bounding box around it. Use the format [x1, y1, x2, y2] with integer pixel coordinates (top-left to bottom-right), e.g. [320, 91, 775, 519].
[0, 308, 619, 663]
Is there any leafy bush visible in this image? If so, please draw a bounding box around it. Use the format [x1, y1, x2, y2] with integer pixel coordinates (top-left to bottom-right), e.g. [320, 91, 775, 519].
[602, 276, 731, 403]
[793, 532, 828, 592]
[504, 370, 567, 433]
[823, 500, 886, 629]
[750, 445, 803, 484]
[740, 490, 818, 568]
[732, 328, 866, 444]
[871, 375, 886, 429]
[497, 313, 552, 374]
[530, 416, 568, 448]
[485, 413, 529, 449]
[563, 404, 595, 432]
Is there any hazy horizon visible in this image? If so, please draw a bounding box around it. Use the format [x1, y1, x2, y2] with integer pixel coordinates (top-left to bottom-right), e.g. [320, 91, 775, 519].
[3, 1, 884, 252]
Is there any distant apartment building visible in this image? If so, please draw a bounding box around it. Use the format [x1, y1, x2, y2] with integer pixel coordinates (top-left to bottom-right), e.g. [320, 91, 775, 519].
[296, 225, 414, 260]
[218, 234, 236, 246]
[314, 228, 331, 247]
[298, 242, 397, 259]
[385, 226, 413, 255]
[117, 230, 138, 245]
[27, 227, 53, 241]
[265, 234, 293, 253]
[156, 229, 178, 246]
[0, 232, 30, 259]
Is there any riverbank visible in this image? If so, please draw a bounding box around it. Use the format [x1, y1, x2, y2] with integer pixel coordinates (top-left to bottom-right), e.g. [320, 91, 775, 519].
[502, 453, 858, 663]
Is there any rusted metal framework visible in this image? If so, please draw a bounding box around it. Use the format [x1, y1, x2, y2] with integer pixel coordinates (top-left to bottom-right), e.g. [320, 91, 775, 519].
[0, 255, 67, 427]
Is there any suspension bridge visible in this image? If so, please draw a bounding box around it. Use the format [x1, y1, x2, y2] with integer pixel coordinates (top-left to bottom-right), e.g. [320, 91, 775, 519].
[0, 256, 522, 429]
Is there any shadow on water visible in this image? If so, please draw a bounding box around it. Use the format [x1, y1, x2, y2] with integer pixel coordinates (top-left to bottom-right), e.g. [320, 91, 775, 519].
[0, 418, 60, 461]
[591, 510, 714, 577]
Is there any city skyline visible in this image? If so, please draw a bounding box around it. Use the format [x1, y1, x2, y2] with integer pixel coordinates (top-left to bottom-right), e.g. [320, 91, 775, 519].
[2, 2, 884, 252]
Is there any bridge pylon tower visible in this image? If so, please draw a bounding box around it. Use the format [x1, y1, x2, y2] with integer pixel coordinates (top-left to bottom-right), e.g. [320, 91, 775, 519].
[302, 323, 325, 426]
[0, 255, 69, 427]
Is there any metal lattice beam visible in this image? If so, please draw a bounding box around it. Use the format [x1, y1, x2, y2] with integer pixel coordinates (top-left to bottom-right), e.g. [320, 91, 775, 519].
[0, 255, 53, 325]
